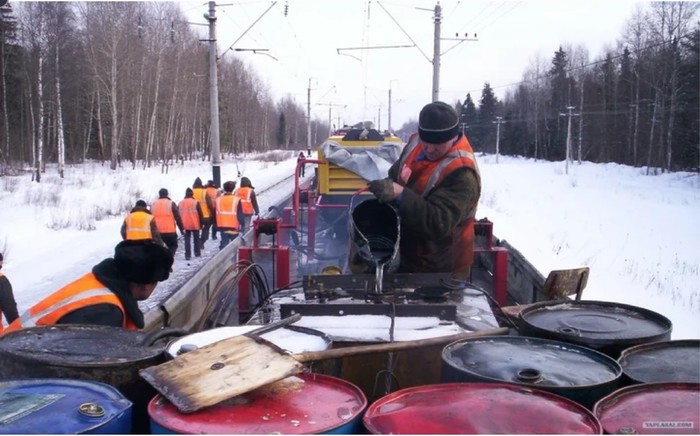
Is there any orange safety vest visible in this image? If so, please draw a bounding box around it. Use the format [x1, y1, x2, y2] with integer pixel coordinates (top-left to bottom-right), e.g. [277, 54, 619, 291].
[179, 198, 201, 231]
[152, 198, 176, 234]
[234, 187, 254, 215]
[216, 194, 241, 230]
[206, 186, 219, 204]
[396, 132, 481, 279]
[4, 272, 137, 332]
[193, 187, 211, 219]
[124, 210, 154, 240]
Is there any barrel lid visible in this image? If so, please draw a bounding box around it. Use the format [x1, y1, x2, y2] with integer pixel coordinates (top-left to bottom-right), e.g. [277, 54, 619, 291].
[0, 378, 132, 434]
[442, 335, 621, 388]
[594, 382, 700, 434]
[149, 373, 367, 434]
[0, 325, 161, 366]
[520, 300, 672, 345]
[363, 383, 601, 434]
[619, 340, 700, 383]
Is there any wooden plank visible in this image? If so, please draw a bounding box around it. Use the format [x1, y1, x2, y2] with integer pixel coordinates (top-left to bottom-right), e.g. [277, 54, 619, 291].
[140, 335, 305, 413]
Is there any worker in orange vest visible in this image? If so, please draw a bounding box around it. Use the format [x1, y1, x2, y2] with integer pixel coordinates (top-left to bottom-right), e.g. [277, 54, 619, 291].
[192, 177, 215, 249]
[234, 176, 259, 237]
[120, 199, 164, 246]
[178, 188, 204, 260]
[152, 188, 185, 257]
[4, 240, 173, 332]
[205, 180, 221, 241]
[216, 180, 244, 250]
[0, 253, 19, 331]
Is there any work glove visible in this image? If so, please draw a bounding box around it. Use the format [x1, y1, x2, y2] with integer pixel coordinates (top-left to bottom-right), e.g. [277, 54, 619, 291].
[368, 179, 397, 204]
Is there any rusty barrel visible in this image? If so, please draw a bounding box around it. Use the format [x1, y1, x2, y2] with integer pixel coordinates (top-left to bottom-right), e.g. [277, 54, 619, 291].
[518, 300, 672, 358]
[149, 373, 367, 434]
[441, 335, 622, 409]
[363, 383, 602, 434]
[0, 325, 167, 434]
[594, 383, 700, 434]
[618, 340, 700, 385]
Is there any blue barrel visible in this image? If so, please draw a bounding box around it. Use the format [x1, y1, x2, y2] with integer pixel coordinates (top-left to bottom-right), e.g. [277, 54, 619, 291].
[149, 373, 367, 434]
[0, 378, 132, 434]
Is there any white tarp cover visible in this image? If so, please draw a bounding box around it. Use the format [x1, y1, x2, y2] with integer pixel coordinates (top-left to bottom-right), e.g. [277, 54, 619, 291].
[320, 140, 404, 181]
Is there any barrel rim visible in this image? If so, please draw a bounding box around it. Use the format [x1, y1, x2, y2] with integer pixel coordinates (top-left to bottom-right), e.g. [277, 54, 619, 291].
[593, 381, 700, 417]
[519, 300, 673, 347]
[441, 335, 622, 389]
[0, 324, 164, 368]
[618, 339, 700, 362]
[148, 372, 368, 434]
[362, 382, 602, 434]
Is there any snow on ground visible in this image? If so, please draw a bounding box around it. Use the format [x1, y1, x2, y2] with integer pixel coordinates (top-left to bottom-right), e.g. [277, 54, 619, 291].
[0, 151, 698, 339]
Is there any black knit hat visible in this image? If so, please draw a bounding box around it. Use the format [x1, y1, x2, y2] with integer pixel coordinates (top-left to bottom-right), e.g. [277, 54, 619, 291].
[159, 188, 168, 198]
[185, 187, 194, 197]
[113, 240, 173, 284]
[135, 199, 147, 208]
[223, 180, 236, 192]
[418, 101, 460, 144]
[193, 177, 203, 188]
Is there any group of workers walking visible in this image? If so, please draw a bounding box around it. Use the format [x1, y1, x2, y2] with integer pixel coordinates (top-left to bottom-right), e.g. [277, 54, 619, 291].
[121, 176, 259, 258]
[0, 100, 478, 339]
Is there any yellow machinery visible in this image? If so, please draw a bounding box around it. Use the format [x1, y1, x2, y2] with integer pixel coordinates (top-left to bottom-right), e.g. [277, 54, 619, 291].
[317, 127, 404, 196]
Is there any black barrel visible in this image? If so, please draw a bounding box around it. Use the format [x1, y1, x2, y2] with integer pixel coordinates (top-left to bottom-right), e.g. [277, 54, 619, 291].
[0, 325, 167, 434]
[618, 340, 700, 385]
[441, 335, 621, 409]
[518, 300, 672, 358]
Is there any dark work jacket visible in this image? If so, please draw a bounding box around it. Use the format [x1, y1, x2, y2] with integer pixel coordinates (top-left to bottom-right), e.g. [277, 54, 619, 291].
[56, 259, 145, 329]
[0, 273, 19, 324]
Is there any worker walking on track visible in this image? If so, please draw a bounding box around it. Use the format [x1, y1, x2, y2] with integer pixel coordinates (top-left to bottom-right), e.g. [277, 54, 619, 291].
[215, 181, 244, 250]
[234, 176, 259, 237]
[152, 188, 185, 258]
[206, 180, 221, 241]
[121, 199, 164, 246]
[178, 188, 204, 260]
[192, 177, 215, 249]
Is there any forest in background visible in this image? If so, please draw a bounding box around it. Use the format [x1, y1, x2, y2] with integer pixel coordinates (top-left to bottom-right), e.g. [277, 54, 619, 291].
[445, 2, 699, 172]
[0, 2, 698, 181]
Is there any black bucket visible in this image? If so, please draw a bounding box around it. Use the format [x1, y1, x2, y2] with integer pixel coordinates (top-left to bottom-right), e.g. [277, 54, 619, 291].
[618, 340, 700, 385]
[518, 300, 673, 358]
[347, 198, 400, 274]
[0, 325, 169, 434]
[441, 335, 622, 409]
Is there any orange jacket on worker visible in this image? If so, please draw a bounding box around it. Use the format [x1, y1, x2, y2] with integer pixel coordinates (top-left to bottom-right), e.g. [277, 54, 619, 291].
[4, 273, 138, 333]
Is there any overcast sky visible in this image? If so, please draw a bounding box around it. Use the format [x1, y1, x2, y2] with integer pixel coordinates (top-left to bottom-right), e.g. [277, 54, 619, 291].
[182, 0, 646, 130]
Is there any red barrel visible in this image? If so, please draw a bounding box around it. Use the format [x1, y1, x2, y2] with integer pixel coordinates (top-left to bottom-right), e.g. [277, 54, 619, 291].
[149, 373, 367, 434]
[363, 383, 602, 434]
[594, 383, 700, 434]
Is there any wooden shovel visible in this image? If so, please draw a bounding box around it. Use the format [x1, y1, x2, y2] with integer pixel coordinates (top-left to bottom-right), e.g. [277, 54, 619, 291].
[140, 323, 508, 413]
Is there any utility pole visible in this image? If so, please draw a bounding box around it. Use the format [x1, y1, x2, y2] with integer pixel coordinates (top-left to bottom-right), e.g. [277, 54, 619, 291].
[559, 106, 579, 175]
[205, 1, 221, 187]
[431, 3, 441, 102]
[492, 116, 505, 164]
[306, 78, 312, 156]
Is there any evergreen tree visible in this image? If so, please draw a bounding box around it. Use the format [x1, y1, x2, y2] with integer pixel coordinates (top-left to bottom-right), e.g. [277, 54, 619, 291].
[461, 93, 477, 136]
[476, 82, 498, 153]
[548, 46, 570, 159]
